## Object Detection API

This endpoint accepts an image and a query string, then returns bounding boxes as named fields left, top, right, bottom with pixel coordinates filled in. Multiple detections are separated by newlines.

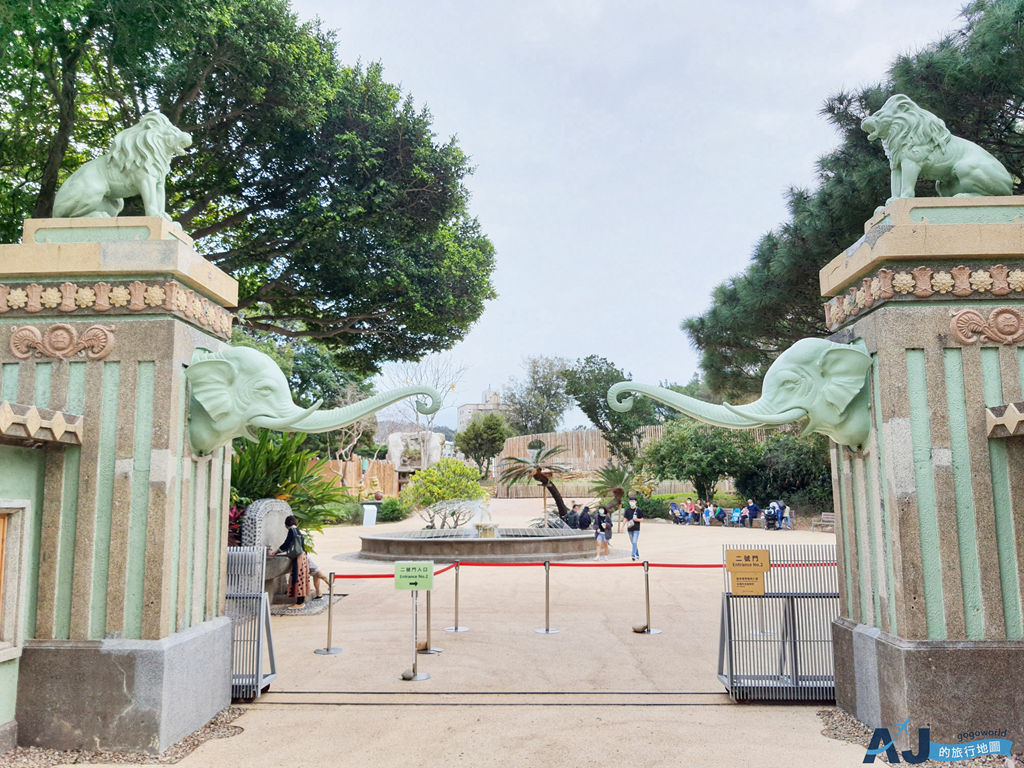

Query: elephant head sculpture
left=184, top=346, right=441, bottom=455
left=607, top=338, right=873, bottom=450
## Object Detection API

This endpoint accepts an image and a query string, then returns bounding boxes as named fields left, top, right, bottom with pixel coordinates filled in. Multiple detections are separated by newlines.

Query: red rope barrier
left=331, top=573, right=394, bottom=580
left=550, top=562, right=642, bottom=568
left=328, top=559, right=836, bottom=579
left=647, top=563, right=723, bottom=569
left=457, top=561, right=545, bottom=567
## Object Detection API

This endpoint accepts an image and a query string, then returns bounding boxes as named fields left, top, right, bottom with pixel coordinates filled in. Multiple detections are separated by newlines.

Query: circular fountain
left=360, top=498, right=594, bottom=561
left=359, top=526, right=593, bottom=562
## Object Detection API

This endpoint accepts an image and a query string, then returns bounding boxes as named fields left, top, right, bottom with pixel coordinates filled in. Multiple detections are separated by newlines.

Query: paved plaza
left=60, top=499, right=864, bottom=767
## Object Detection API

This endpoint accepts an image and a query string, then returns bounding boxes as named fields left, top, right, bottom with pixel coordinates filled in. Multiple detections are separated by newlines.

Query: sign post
left=724, top=549, right=771, bottom=595
left=724, top=549, right=772, bottom=635
left=396, top=561, right=433, bottom=681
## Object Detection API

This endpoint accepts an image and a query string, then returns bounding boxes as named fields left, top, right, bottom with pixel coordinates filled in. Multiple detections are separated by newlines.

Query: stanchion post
left=636, top=561, right=662, bottom=635
left=314, top=571, right=342, bottom=655
left=444, top=561, right=468, bottom=632
left=535, top=560, right=559, bottom=634
left=417, top=589, right=443, bottom=654
left=401, top=590, right=429, bottom=681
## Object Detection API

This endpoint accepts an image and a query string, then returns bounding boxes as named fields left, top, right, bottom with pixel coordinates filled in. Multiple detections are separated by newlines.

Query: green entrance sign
left=395, top=561, right=434, bottom=591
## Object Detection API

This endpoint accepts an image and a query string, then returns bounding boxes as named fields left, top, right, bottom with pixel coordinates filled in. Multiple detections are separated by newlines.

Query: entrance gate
left=717, top=544, right=839, bottom=701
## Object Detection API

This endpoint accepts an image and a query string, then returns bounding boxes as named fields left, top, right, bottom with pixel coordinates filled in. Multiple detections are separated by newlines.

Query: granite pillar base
left=0, top=719, right=16, bottom=755
left=833, top=617, right=1024, bottom=748
left=15, top=617, right=231, bottom=754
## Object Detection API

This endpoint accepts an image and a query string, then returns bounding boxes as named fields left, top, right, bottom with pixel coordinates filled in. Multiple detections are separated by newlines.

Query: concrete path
left=68, top=499, right=865, bottom=767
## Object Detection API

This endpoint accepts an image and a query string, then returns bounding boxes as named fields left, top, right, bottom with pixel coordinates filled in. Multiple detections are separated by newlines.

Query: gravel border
left=818, top=707, right=1018, bottom=767
left=0, top=706, right=245, bottom=767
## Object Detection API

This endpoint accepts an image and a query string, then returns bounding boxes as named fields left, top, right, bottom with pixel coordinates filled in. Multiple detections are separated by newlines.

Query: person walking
left=594, top=506, right=612, bottom=560
left=624, top=497, right=643, bottom=560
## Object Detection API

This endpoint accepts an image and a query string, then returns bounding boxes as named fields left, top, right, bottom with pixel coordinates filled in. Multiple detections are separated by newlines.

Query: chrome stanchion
left=633, top=561, right=662, bottom=634
left=444, top=562, right=468, bottom=632
left=535, top=561, right=559, bottom=634
left=417, top=590, right=443, bottom=654
left=314, top=571, right=342, bottom=655
left=401, top=590, right=430, bottom=681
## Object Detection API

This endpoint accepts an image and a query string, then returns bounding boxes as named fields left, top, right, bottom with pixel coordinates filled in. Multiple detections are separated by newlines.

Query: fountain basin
left=359, top=528, right=594, bottom=562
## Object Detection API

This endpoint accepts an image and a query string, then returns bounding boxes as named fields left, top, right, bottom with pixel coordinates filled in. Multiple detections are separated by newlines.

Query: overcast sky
left=292, top=0, right=967, bottom=429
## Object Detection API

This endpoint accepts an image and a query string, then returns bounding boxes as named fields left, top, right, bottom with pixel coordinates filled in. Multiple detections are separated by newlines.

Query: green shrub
left=378, top=496, right=412, bottom=522
left=327, top=497, right=363, bottom=525
left=400, top=458, right=486, bottom=510
left=231, top=429, right=350, bottom=535
left=635, top=495, right=669, bottom=519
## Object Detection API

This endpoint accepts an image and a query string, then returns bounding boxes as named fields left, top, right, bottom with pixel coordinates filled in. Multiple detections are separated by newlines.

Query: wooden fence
left=494, top=477, right=735, bottom=500
left=317, top=458, right=398, bottom=497
left=495, top=426, right=667, bottom=474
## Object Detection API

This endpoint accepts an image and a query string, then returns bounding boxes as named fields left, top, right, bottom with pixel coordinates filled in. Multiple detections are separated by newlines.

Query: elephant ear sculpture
left=608, top=338, right=873, bottom=450
left=184, top=346, right=441, bottom=455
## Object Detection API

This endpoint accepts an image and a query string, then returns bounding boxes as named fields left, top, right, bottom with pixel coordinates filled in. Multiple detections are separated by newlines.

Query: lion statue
left=861, top=94, right=1012, bottom=210
left=52, top=112, right=191, bottom=221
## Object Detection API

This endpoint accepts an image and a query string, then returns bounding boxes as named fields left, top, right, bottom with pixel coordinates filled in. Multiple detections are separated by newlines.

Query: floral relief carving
left=952, top=307, right=1024, bottom=346
left=912, top=266, right=933, bottom=297
left=870, top=277, right=882, bottom=300
left=7, top=288, right=28, bottom=309
left=931, top=271, right=954, bottom=294
left=892, top=272, right=915, bottom=294
left=1008, top=269, right=1024, bottom=292
left=860, top=277, right=875, bottom=308
left=0, top=280, right=233, bottom=339
left=950, top=265, right=973, bottom=297
left=144, top=285, right=166, bottom=307
left=109, top=286, right=130, bottom=307
left=969, top=269, right=993, bottom=292
left=10, top=324, right=116, bottom=360
left=93, top=282, right=111, bottom=311
left=990, top=264, right=1011, bottom=295
left=75, top=286, right=96, bottom=308
left=40, top=286, right=61, bottom=309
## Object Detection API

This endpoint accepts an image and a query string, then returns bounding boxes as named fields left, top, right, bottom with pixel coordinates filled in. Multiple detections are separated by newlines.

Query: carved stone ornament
left=9, top=324, right=115, bottom=360
left=824, top=263, right=1024, bottom=331
left=951, top=308, right=1024, bottom=346
left=987, top=402, right=1024, bottom=439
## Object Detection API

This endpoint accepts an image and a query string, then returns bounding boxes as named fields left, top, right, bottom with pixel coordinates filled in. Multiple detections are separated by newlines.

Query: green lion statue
left=862, top=94, right=1012, bottom=210
left=52, top=112, right=191, bottom=220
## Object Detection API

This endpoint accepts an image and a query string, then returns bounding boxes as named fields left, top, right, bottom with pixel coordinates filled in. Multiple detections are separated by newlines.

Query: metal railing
left=717, top=544, right=839, bottom=702
left=226, top=546, right=277, bottom=700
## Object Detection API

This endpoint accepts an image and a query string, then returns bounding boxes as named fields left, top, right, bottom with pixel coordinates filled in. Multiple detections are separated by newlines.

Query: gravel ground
left=0, top=707, right=245, bottom=767
left=818, top=708, right=1018, bottom=767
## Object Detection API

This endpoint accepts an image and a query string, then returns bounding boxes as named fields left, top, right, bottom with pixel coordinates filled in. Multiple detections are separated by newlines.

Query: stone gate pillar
left=820, top=197, right=1024, bottom=745
left=0, top=217, right=237, bottom=752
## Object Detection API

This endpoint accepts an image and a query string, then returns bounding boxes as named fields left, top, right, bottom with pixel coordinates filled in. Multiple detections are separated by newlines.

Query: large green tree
left=562, top=355, right=662, bottom=465
left=732, top=432, right=834, bottom=517
left=642, top=419, right=752, bottom=503
left=684, top=0, right=1024, bottom=396
left=503, top=356, right=571, bottom=435
left=0, top=0, right=495, bottom=371
left=454, top=413, right=512, bottom=478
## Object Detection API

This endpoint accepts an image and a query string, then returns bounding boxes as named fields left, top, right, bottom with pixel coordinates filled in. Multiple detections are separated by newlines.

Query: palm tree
left=591, top=463, right=633, bottom=509
left=499, top=445, right=571, bottom=524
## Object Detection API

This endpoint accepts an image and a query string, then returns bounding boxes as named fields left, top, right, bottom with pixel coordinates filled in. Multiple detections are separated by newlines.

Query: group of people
left=565, top=500, right=645, bottom=561
left=669, top=498, right=791, bottom=529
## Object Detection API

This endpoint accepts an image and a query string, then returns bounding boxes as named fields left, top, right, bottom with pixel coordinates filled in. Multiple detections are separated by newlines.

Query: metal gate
left=226, top=546, right=277, bottom=700
left=717, top=543, right=838, bottom=701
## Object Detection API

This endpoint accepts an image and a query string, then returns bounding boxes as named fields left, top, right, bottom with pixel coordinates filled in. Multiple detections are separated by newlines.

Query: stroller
left=763, top=503, right=779, bottom=531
